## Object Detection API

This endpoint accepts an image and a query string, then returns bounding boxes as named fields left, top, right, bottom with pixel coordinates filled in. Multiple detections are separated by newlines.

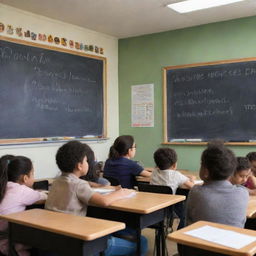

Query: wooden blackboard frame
left=163, top=57, right=256, bottom=146
left=0, top=36, right=107, bottom=144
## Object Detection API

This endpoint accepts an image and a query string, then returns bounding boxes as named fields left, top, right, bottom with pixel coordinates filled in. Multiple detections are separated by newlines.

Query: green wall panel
left=118, top=16, right=256, bottom=171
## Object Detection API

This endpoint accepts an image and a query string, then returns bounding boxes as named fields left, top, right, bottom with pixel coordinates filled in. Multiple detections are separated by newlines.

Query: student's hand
left=248, top=188, right=256, bottom=196
left=114, top=185, right=122, bottom=190
left=187, top=174, right=196, bottom=181
left=118, top=188, right=135, bottom=197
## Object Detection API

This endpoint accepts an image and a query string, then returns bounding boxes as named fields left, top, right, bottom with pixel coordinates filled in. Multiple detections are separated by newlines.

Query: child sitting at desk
left=179, top=141, right=249, bottom=256
left=0, top=155, right=48, bottom=256
left=230, top=157, right=251, bottom=186
left=186, top=141, right=249, bottom=227
left=245, top=152, right=256, bottom=195
left=81, top=158, right=110, bottom=186
left=103, top=135, right=151, bottom=188
left=45, top=140, right=148, bottom=256
left=150, top=148, right=194, bottom=229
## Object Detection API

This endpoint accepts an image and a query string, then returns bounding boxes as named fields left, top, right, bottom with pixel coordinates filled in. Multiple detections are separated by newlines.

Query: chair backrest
left=176, top=187, right=189, bottom=197
left=33, top=180, right=49, bottom=190
left=103, top=176, right=120, bottom=186
left=137, top=183, right=173, bottom=195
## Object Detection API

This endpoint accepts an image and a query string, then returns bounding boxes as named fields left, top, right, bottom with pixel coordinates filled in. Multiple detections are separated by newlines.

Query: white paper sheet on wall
left=184, top=225, right=256, bottom=249
left=131, top=84, right=154, bottom=127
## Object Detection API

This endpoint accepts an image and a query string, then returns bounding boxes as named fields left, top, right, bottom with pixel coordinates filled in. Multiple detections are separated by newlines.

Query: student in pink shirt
left=0, top=155, right=47, bottom=256
left=245, top=152, right=256, bottom=195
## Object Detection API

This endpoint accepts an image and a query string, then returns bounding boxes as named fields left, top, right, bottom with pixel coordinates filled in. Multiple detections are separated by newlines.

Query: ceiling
left=1, top=0, right=256, bottom=38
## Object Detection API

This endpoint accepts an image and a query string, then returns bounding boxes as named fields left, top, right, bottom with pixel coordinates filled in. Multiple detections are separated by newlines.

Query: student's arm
left=89, top=188, right=134, bottom=207
left=179, top=180, right=194, bottom=189
left=177, top=172, right=195, bottom=189
left=186, top=174, right=196, bottom=182
left=34, top=191, right=48, bottom=204
left=139, top=170, right=152, bottom=177
left=247, top=188, right=256, bottom=196
left=88, top=181, right=105, bottom=188
left=249, top=175, right=256, bottom=188
left=89, top=181, right=121, bottom=190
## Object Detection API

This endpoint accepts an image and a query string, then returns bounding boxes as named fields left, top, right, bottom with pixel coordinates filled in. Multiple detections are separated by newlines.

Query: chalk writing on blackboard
left=0, top=36, right=106, bottom=141
left=164, top=58, right=256, bottom=143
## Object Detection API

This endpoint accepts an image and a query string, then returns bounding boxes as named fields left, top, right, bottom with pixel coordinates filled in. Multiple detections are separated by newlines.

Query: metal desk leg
left=136, top=229, right=141, bottom=256
left=8, top=223, right=18, bottom=256
left=160, top=220, right=167, bottom=256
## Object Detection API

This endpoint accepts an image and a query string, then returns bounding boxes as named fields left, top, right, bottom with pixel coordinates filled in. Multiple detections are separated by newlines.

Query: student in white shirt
left=150, top=147, right=194, bottom=229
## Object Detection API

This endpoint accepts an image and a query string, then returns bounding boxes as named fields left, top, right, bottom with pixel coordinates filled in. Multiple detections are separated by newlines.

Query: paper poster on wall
left=131, top=84, right=154, bottom=127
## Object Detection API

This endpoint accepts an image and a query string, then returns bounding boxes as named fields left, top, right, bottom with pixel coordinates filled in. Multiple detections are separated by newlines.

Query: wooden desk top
left=247, top=196, right=256, bottom=218
left=0, top=209, right=125, bottom=241
left=104, top=192, right=185, bottom=214
left=168, top=221, right=256, bottom=256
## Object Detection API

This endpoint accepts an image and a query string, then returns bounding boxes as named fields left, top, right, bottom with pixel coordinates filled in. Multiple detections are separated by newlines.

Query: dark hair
left=81, top=161, right=97, bottom=182
left=246, top=152, right=256, bottom=162
left=201, top=140, right=237, bottom=180
left=0, top=155, right=32, bottom=203
left=236, top=157, right=251, bottom=173
left=56, top=141, right=95, bottom=173
left=154, top=148, right=177, bottom=170
left=108, top=135, right=134, bottom=159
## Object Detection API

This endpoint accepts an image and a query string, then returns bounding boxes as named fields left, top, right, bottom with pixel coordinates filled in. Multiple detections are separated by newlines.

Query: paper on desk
left=92, top=188, right=115, bottom=194
left=185, top=225, right=256, bottom=249
left=194, top=180, right=203, bottom=185
left=123, top=191, right=137, bottom=199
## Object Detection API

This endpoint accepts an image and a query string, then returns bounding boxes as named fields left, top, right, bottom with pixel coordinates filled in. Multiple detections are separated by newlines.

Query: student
left=151, top=148, right=194, bottom=193
left=103, top=135, right=151, bottom=188
left=150, top=148, right=194, bottom=229
left=81, top=158, right=110, bottom=186
left=0, top=155, right=48, bottom=256
left=179, top=141, right=249, bottom=256
left=230, top=157, right=251, bottom=186
left=244, top=153, right=256, bottom=230
left=245, top=152, right=256, bottom=193
left=45, top=140, right=148, bottom=256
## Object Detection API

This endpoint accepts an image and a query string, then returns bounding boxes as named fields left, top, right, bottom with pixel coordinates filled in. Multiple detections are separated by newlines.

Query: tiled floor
left=142, top=219, right=179, bottom=256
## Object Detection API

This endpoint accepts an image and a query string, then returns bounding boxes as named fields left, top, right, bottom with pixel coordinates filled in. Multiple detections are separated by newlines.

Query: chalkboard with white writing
left=0, top=37, right=106, bottom=140
left=164, top=59, right=256, bottom=142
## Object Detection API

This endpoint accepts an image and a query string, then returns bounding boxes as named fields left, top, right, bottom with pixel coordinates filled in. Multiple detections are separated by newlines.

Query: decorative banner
left=131, top=84, right=154, bottom=127
left=0, top=22, right=104, bottom=55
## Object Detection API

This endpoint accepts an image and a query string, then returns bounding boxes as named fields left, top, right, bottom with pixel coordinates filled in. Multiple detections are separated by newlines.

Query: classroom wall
left=119, top=16, right=256, bottom=171
left=0, top=4, right=119, bottom=178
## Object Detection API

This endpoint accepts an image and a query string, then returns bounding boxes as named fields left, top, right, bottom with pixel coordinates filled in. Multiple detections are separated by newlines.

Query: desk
left=0, top=209, right=125, bottom=256
left=88, top=191, right=185, bottom=256
left=168, top=221, right=256, bottom=256
left=247, top=196, right=256, bottom=218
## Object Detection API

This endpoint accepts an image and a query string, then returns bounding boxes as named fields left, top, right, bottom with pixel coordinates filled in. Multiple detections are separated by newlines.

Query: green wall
left=118, top=16, right=256, bottom=171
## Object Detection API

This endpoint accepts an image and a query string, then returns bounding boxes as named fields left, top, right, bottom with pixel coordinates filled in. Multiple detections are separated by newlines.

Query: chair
left=138, top=183, right=174, bottom=256
left=33, top=180, right=49, bottom=190
left=103, top=176, right=120, bottom=186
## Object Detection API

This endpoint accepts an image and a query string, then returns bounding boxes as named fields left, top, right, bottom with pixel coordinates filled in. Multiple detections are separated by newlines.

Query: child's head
left=230, top=157, right=251, bottom=185
left=56, top=141, right=95, bottom=176
left=109, top=135, right=136, bottom=159
left=200, top=141, right=237, bottom=182
left=0, top=155, right=34, bottom=202
left=154, top=148, right=177, bottom=170
left=246, top=152, right=256, bottom=176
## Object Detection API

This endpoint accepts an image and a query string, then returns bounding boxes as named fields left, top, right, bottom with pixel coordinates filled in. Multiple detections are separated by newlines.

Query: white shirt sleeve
left=175, top=171, right=189, bottom=187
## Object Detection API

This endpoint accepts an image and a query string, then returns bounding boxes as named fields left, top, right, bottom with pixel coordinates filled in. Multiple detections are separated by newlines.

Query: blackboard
left=0, top=36, right=106, bottom=141
left=164, top=58, right=256, bottom=143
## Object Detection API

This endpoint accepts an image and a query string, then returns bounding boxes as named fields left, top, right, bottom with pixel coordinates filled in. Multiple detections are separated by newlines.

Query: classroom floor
left=142, top=219, right=179, bottom=256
